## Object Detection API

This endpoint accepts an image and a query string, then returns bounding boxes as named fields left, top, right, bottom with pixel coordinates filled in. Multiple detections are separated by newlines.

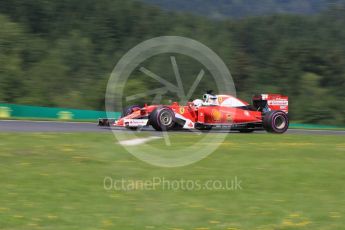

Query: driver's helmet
left=192, top=99, right=203, bottom=108
left=203, top=94, right=218, bottom=105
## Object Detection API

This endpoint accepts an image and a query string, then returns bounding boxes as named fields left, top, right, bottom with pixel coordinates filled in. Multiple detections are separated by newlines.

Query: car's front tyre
left=149, top=106, right=175, bottom=131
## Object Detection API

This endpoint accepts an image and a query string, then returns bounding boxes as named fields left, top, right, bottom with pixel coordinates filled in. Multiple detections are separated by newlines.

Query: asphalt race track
left=1, top=120, right=345, bottom=135
left=0, top=120, right=110, bottom=132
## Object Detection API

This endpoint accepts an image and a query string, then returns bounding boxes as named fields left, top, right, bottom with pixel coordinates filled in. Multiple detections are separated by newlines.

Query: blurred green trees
left=141, top=0, right=343, bottom=19
left=0, top=0, right=344, bottom=124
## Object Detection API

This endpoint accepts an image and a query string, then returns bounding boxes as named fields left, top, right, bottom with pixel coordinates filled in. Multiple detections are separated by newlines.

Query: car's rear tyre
left=263, top=110, right=289, bottom=134
left=149, top=106, right=175, bottom=131
left=122, top=105, right=141, bottom=117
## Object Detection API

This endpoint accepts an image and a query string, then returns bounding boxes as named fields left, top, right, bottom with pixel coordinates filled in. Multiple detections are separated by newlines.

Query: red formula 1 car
left=99, top=93, right=289, bottom=133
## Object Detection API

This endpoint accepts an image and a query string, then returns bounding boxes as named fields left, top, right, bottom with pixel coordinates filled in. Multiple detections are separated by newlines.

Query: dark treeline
left=142, top=0, right=344, bottom=19
left=0, top=0, right=344, bottom=125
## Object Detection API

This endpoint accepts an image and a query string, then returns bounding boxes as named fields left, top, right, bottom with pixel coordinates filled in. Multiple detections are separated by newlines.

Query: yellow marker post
left=57, top=111, right=73, bottom=120
left=0, top=107, right=11, bottom=118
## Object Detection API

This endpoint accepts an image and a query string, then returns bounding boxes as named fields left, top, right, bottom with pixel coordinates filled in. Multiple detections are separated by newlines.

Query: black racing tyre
left=149, top=106, right=175, bottom=131
left=263, top=110, right=289, bottom=134
left=122, top=105, right=141, bottom=117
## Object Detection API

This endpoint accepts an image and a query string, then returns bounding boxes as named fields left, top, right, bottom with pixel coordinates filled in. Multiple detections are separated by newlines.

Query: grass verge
left=0, top=132, right=344, bottom=229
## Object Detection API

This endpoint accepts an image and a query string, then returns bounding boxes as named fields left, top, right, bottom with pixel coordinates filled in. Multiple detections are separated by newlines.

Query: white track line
left=119, top=136, right=162, bottom=146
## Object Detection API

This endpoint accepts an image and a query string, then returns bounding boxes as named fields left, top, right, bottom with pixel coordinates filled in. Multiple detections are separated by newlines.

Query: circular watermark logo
left=106, top=36, right=236, bottom=167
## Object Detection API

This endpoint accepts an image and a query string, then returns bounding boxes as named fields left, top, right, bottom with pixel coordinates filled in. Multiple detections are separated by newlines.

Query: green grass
left=289, top=123, right=345, bottom=131
left=0, top=132, right=344, bottom=229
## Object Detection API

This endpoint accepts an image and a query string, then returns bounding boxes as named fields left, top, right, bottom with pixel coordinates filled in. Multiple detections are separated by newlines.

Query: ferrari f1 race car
left=99, top=93, right=289, bottom=133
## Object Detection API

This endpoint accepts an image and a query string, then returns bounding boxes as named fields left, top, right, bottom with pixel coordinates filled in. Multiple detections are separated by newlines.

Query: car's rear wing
left=252, top=94, right=288, bottom=113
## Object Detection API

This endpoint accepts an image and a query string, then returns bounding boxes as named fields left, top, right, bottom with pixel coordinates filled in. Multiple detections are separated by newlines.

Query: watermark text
left=104, top=176, right=242, bottom=192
